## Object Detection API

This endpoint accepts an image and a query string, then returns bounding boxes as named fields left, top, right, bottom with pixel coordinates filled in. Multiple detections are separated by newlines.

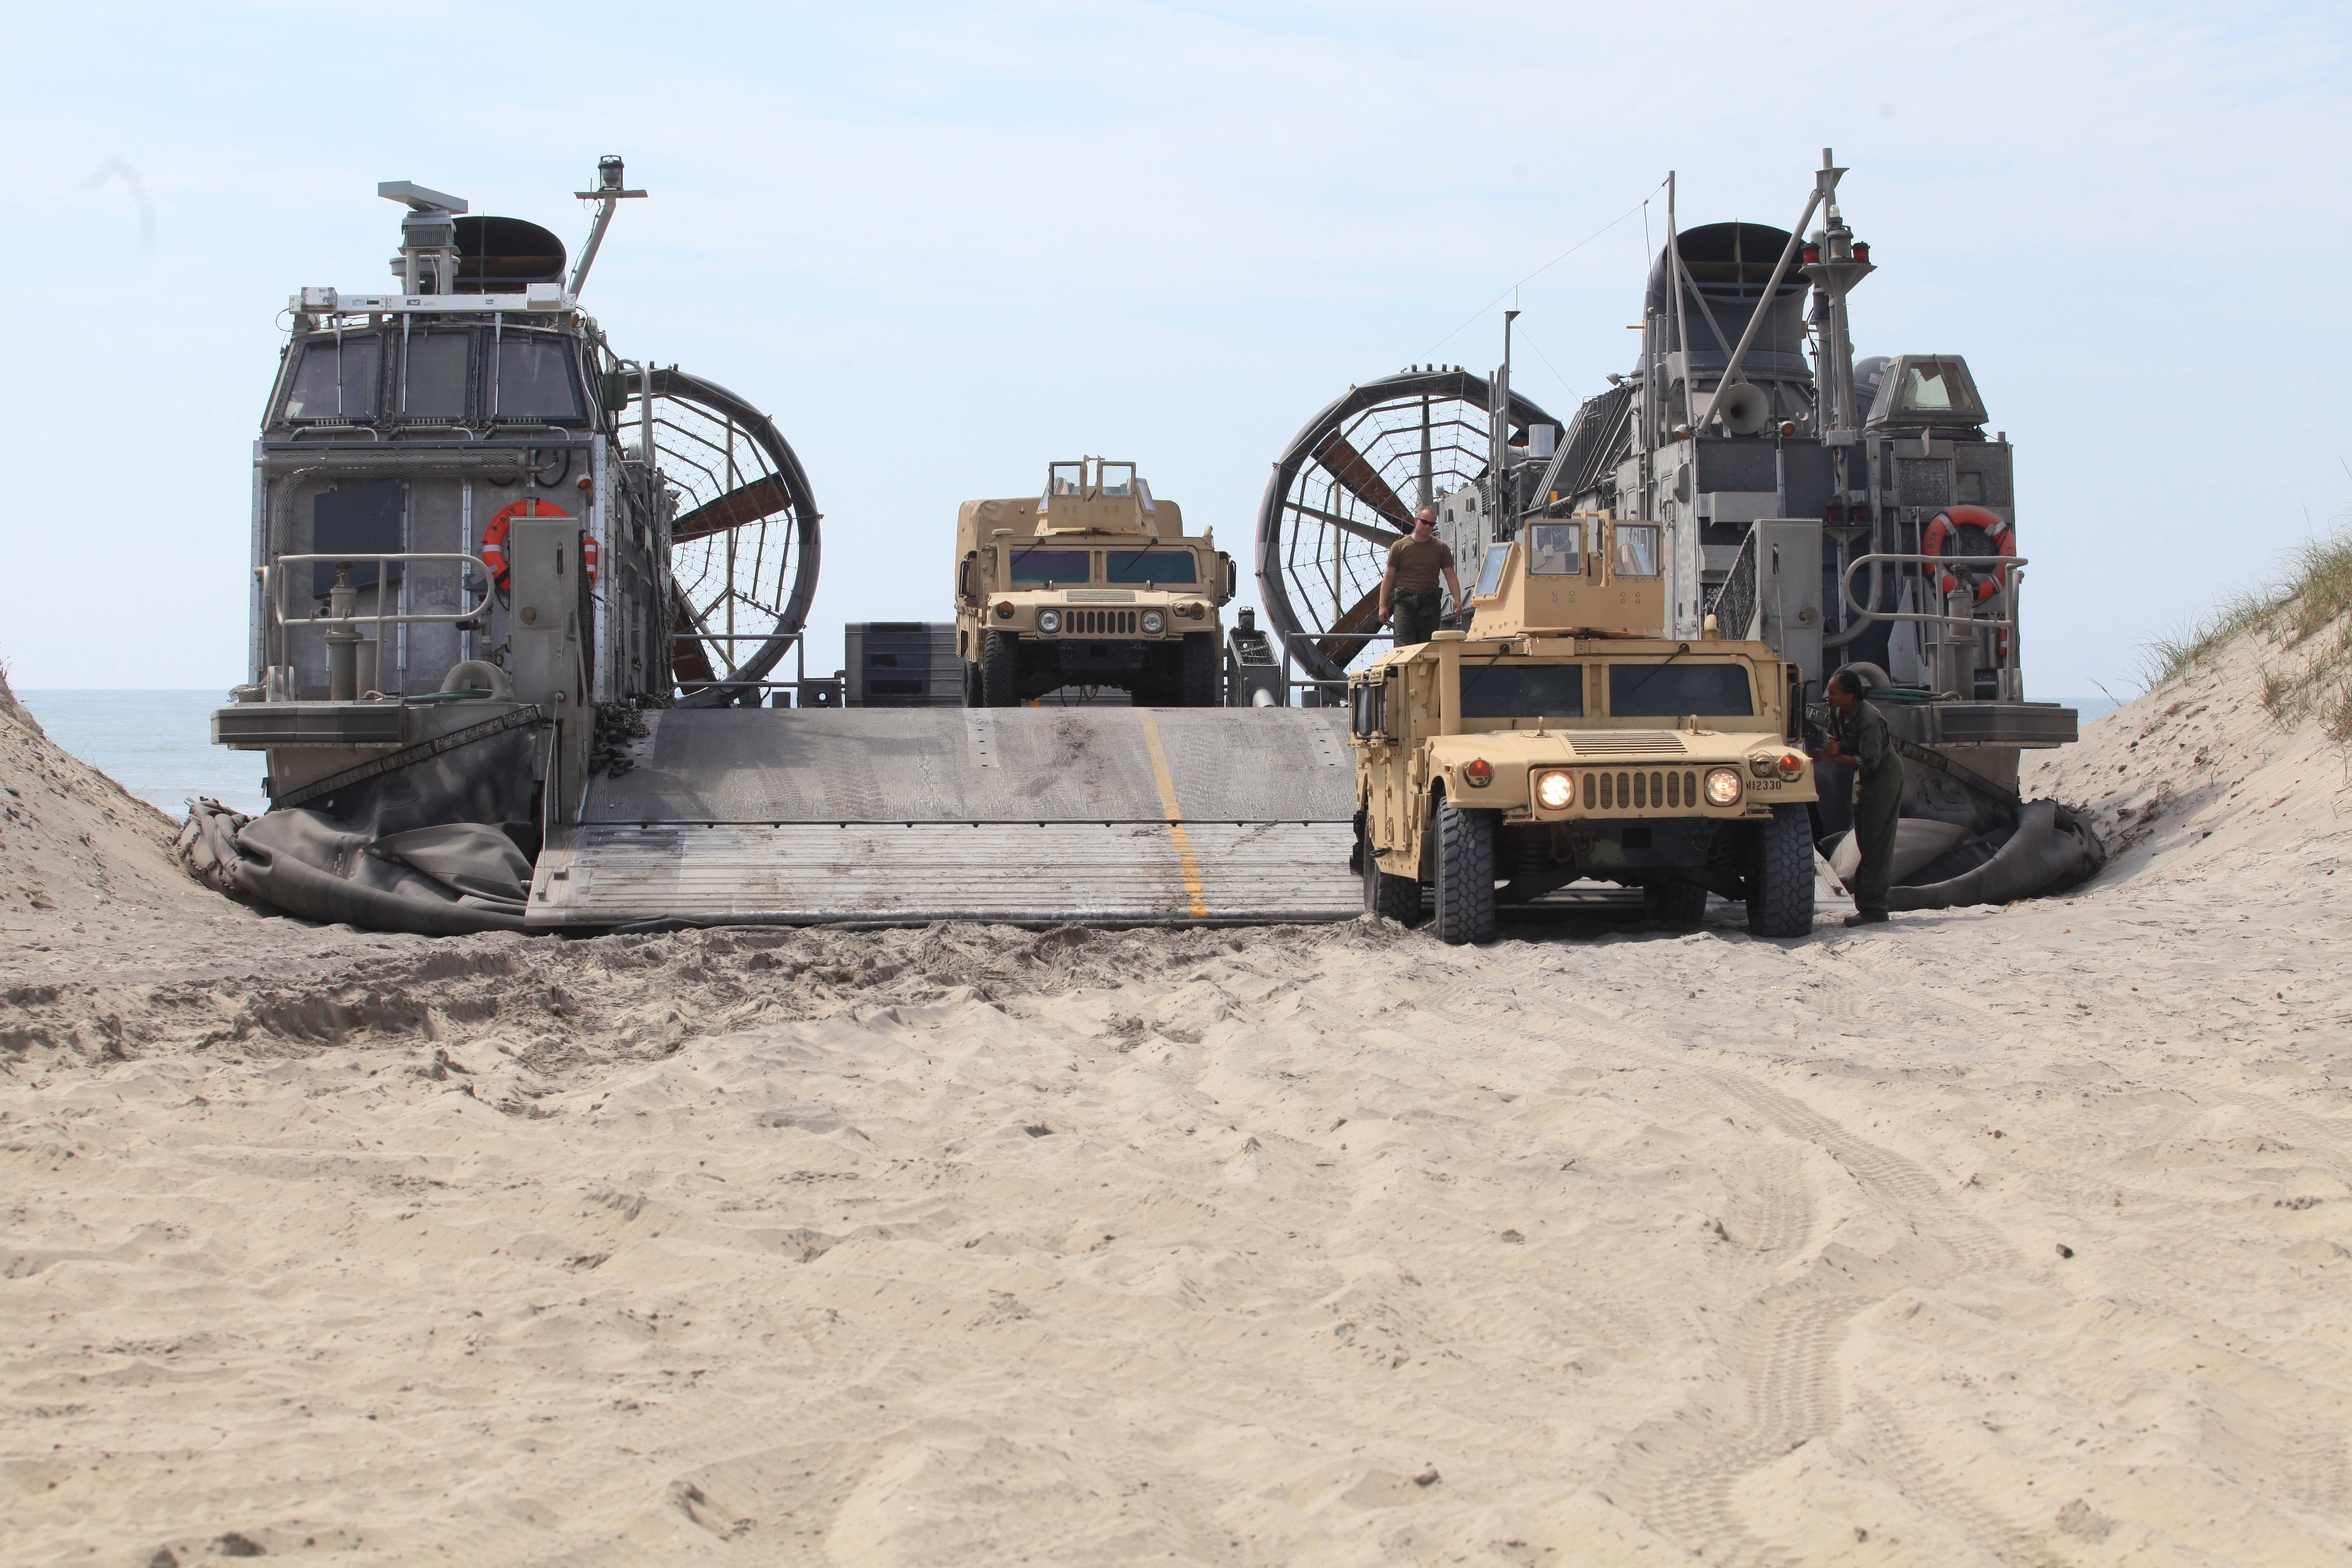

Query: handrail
left=1841, top=551, right=2025, bottom=631
left=272, top=552, right=495, bottom=629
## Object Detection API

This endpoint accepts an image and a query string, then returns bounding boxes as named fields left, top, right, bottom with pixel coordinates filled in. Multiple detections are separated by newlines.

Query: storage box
left=844, top=622, right=962, bottom=707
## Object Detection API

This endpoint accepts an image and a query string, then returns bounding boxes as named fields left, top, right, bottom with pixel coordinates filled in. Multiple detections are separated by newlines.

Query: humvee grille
left=1587, top=770, right=1702, bottom=811
left=1063, top=609, right=1139, bottom=635
left=1567, top=731, right=1687, bottom=755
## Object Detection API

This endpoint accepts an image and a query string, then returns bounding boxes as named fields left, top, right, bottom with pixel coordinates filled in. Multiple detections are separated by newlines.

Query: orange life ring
left=1921, top=504, right=2013, bottom=603
left=480, top=498, right=572, bottom=592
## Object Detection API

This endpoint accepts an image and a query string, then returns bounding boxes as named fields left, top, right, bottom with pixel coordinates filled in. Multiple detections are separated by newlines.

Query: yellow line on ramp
left=1136, top=710, right=1210, bottom=918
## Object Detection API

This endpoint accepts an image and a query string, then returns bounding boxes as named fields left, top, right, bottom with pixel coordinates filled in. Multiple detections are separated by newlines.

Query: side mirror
left=1223, top=554, right=1238, bottom=599
left=600, top=369, right=632, bottom=413
left=959, top=553, right=975, bottom=601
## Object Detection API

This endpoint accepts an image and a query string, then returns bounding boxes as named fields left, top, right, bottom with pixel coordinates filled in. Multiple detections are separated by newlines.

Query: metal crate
left=844, top=622, right=962, bottom=707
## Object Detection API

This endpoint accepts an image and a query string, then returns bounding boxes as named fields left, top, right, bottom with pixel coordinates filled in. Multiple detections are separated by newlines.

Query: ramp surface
left=529, top=707, right=1361, bottom=926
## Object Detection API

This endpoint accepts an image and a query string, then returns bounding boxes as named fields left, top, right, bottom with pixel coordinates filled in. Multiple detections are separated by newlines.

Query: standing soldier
left=1380, top=505, right=1462, bottom=650
left=1812, top=668, right=1903, bottom=926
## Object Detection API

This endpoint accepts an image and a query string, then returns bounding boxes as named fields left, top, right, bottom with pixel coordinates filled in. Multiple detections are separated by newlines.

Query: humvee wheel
left=981, top=631, right=1022, bottom=708
left=1433, top=801, right=1497, bottom=946
left=1362, top=828, right=1424, bottom=926
left=1179, top=632, right=1220, bottom=707
left=1746, top=804, right=1817, bottom=938
left=1644, top=879, right=1710, bottom=930
left=962, top=660, right=983, bottom=708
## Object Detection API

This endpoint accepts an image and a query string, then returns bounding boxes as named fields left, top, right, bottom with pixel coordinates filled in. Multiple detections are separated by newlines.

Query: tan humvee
left=954, top=457, right=1238, bottom=706
left=1349, top=514, right=1819, bottom=944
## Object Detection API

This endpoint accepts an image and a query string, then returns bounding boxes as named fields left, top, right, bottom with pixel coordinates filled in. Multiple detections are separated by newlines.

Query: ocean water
left=17, top=690, right=267, bottom=818
left=11, top=689, right=2128, bottom=825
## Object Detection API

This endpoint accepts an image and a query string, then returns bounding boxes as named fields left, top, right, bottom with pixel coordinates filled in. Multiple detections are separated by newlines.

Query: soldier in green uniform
left=1380, top=505, right=1461, bottom=650
left=1813, top=668, right=1903, bottom=926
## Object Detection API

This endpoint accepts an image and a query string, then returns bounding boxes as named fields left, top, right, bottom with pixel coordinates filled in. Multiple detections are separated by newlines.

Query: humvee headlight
left=1776, top=752, right=1805, bottom=780
left=995, top=601, right=1014, bottom=620
left=1534, top=769, right=1575, bottom=810
left=1037, top=610, right=1062, bottom=633
left=1141, top=611, right=1164, bottom=633
left=1462, top=758, right=1493, bottom=788
left=1704, top=768, right=1743, bottom=807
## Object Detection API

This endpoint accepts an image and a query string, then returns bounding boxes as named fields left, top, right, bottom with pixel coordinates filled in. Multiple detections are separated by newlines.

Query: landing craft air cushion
left=196, top=159, right=1359, bottom=931
left=1266, top=150, right=2103, bottom=916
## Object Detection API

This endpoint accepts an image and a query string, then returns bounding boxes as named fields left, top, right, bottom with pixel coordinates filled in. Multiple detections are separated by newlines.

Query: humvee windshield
left=1008, top=547, right=1093, bottom=585
left=1613, top=524, right=1662, bottom=578
left=1525, top=522, right=1581, bottom=575
left=1105, top=549, right=1195, bottom=584
left=1475, top=544, right=1509, bottom=597
left=1460, top=662, right=1584, bottom=719
left=1608, top=662, right=1753, bottom=717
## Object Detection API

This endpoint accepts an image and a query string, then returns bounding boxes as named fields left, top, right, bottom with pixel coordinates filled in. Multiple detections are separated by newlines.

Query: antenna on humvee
left=1493, top=309, right=1521, bottom=542
left=568, top=155, right=647, bottom=299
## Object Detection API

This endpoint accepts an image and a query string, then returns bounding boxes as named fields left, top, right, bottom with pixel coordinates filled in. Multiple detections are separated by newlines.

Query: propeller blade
left=672, top=473, right=790, bottom=544
left=668, top=581, right=720, bottom=688
left=1315, top=585, right=1386, bottom=671
left=1286, top=499, right=1409, bottom=549
left=1312, top=432, right=1413, bottom=529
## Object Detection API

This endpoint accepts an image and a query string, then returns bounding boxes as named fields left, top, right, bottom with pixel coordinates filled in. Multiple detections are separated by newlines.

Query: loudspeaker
left=1718, top=382, right=1771, bottom=436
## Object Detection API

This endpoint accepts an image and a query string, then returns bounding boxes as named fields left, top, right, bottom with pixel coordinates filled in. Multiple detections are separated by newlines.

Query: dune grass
left=2141, top=531, right=2352, bottom=739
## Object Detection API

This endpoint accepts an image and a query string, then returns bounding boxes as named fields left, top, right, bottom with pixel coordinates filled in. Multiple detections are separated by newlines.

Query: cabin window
left=1105, top=549, right=1196, bottom=585
left=1608, top=662, right=1753, bottom=717
left=1900, top=363, right=1955, bottom=410
left=1475, top=544, right=1509, bottom=598
left=1525, top=522, right=1582, bottom=576
left=283, top=333, right=382, bottom=420
left=1006, top=547, right=1093, bottom=585
left=489, top=337, right=583, bottom=421
left=1046, top=462, right=1084, bottom=498
left=1098, top=463, right=1136, bottom=497
left=399, top=330, right=470, bottom=420
left=1459, top=662, right=1585, bottom=720
left=1893, top=358, right=1986, bottom=422
left=1613, top=524, right=1661, bottom=578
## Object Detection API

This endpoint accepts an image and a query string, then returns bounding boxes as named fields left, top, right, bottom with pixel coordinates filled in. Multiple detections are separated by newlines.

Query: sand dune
left=3, top=653, right=2350, bottom=1566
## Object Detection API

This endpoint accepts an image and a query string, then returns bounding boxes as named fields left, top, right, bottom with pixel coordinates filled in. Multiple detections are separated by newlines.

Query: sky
left=1, top=2, right=2345, bottom=700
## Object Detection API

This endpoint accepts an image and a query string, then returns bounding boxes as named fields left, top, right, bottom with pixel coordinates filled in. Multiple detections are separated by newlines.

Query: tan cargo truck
left=1349, top=515, right=1820, bottom=944
left=954, top=458, right=1238, bottom=706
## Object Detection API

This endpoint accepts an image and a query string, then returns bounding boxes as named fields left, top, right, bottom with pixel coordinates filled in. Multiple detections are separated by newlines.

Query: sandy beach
left=4, top=641, right=2349, bottom=1566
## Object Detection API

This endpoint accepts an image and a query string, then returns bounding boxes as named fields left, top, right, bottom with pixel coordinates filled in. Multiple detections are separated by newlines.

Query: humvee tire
left=1644, top=878, right=1709, bottom=929
left=1179, top=632, right=1220, bottom=707
left=981, top=631, right=1022, bottom=708
left=1746, top=804, right=1816, bottom=937
left=1362, top=827, right=1423, bottom=926
left=962, top=660, right=983, bottom=708
left=1433, top=801, right=1496, bottom=946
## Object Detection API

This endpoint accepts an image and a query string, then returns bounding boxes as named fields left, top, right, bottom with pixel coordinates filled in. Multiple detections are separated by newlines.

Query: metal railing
left=1840, top=551, right=2026, bottom=699
left=271, top=552, right=495, bottom=632
left=268, top=553, right=497, bottom=698
left=1839, top=552, right=2025, bottom=631
left=1708, top=529, right=1759, bottom=640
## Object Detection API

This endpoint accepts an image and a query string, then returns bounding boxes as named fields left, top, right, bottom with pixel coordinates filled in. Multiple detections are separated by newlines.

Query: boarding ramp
left=527, top=707, right=1360, bottom=926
